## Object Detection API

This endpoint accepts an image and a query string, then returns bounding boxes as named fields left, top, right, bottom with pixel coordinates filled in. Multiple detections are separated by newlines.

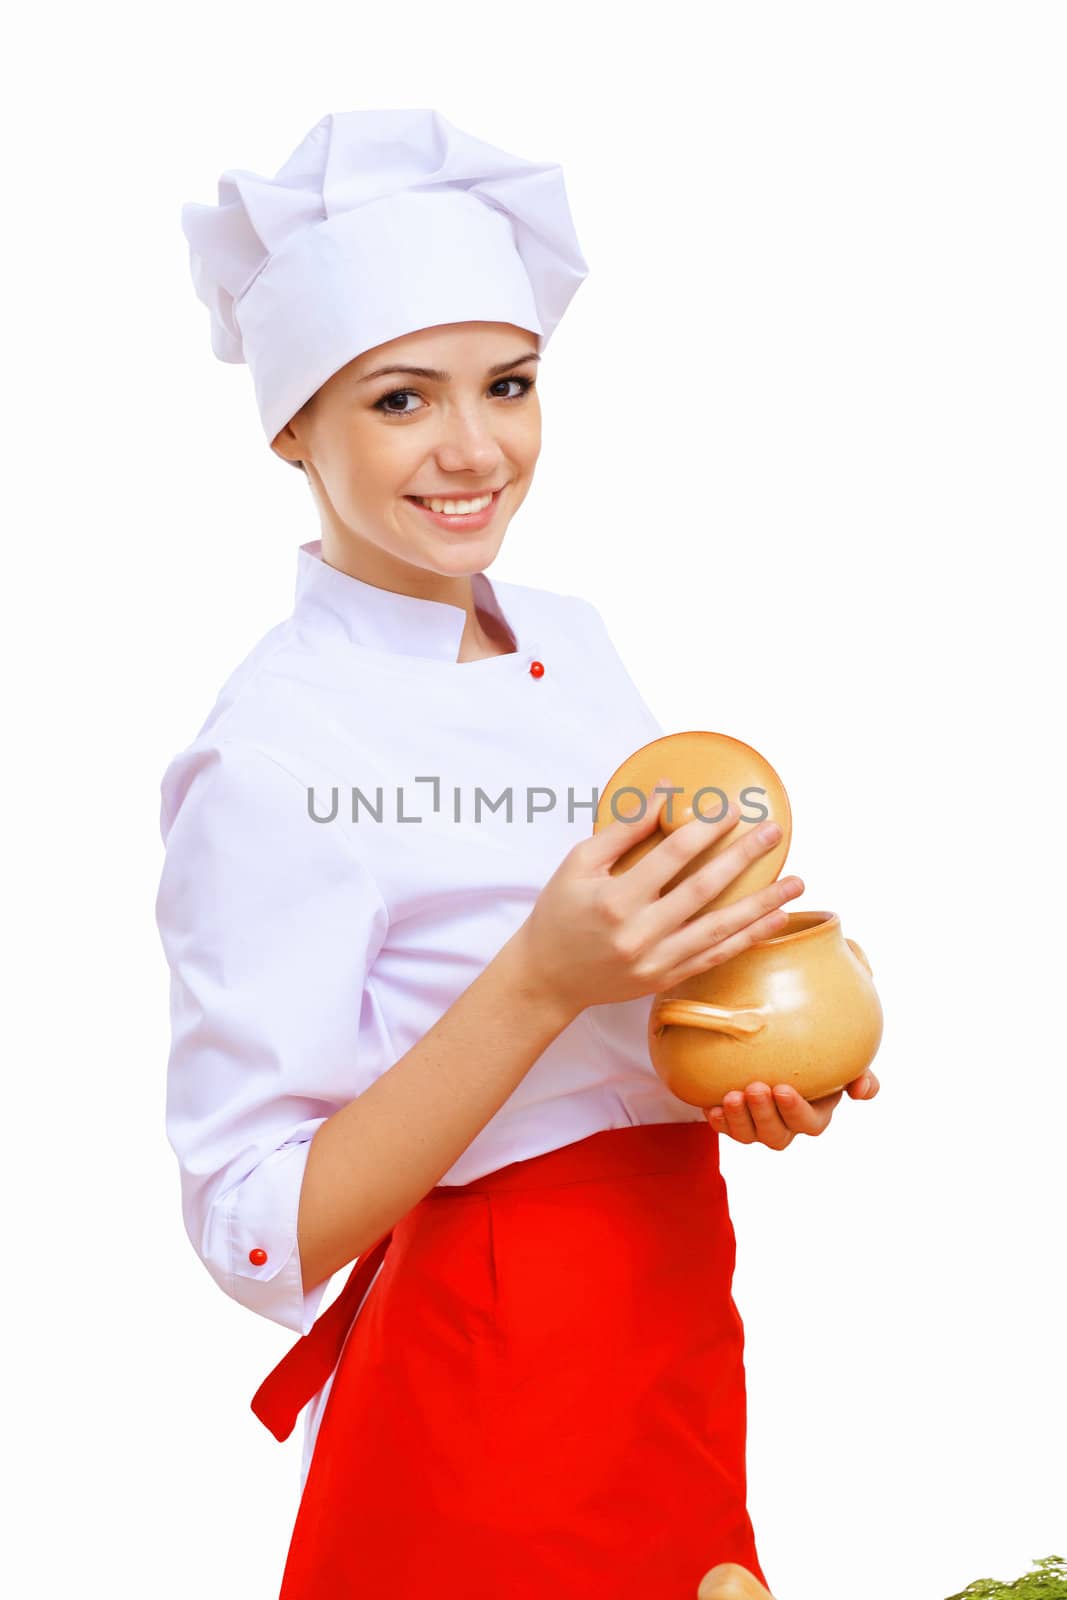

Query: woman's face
left=272, top=320, right=541, bottom=590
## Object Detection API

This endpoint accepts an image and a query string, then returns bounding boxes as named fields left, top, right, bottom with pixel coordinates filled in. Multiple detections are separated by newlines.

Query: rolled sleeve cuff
left=220, top=1135, right=331, bottom=1336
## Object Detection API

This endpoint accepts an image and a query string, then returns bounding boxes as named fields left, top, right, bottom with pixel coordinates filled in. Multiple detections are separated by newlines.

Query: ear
left=270, top=421, right=302, bottom=466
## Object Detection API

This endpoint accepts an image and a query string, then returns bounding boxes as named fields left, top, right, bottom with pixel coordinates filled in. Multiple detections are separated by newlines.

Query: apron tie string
left=250, top=1230, right=393, bottom=1442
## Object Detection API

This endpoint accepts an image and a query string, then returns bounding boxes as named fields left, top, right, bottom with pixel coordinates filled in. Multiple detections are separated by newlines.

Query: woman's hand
left=517, top=776, right=805, bottom=1020
left=705, top=1069, right=881, bottom=1149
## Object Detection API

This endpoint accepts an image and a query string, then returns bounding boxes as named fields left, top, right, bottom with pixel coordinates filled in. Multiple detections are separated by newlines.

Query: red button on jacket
left=249, top=1248, right=268, bottom=1266
left=529, top=660, right=544, bottom=678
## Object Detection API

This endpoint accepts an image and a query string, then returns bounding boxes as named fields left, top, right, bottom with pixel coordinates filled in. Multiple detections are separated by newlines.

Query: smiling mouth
left=406, top=486, right=507, bottom=514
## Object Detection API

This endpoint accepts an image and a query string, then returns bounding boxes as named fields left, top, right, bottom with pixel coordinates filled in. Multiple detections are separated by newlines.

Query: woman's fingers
left=708, top=1085, right=795, bottom=1147
left=656, top=878, right=805, bottom=986
left=745, top=1083, right=798, bottom=1147
left=775, top=1084, right=842, bottom=1132
left=708, top=1093, right=759, bottom=1143
left=586, top=776, right=780, bottom=914
left=582, top=777, right=797, bottom=974
left=845, top=1070, right=880, bottom=1099
left=707, top=1082, right=843, bottom=1146
left=636, top=802, right=782, bottom=908
left=582, top=775, right=679, bottom=872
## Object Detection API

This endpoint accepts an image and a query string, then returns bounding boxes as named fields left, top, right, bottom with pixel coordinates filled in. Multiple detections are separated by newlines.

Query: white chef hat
left=181, top=108, right=590, bottom=446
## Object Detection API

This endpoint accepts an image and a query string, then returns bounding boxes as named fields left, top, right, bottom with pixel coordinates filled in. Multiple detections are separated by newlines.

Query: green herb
left=944, top=1555, right=1067, bottom=1598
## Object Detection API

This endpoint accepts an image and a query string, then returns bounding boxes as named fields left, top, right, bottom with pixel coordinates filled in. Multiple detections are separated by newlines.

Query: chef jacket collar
left=293, top=538, right=517, bottom=662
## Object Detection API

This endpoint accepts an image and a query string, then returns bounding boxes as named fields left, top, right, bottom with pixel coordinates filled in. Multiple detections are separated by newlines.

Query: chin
left=428, top=547, right=500, bottom=579
left=433, top=525, right=508, bottom=562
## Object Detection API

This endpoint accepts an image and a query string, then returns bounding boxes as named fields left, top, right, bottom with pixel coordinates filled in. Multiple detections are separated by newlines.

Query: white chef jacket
left=155, top=537, right=705, bottom=1481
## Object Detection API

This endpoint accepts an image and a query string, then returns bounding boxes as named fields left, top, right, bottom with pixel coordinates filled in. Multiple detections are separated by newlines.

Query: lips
left=403, top=486, right=505, bottom=530
left=407, top=488, right=503, bottom=509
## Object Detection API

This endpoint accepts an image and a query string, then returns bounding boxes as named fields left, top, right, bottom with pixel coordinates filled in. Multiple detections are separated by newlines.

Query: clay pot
left=697, top=1562, right=777, bottom=1599
left=648, top=910, right=883, bottom=1109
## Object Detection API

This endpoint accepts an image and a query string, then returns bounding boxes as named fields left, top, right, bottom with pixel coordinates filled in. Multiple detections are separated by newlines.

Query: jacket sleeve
left=154, top=737, right=390, bottom=1336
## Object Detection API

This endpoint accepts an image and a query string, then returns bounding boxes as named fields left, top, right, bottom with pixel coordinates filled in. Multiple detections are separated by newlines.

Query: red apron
left=252, top=1120, right=770, bottom=1598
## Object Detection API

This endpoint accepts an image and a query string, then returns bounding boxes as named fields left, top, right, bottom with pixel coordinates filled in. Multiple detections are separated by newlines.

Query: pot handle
left=651, top=997, right=767, bottom=1040
left=845, top=937, right=873, bottom=976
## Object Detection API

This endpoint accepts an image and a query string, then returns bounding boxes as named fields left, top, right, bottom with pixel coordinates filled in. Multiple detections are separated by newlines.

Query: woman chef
left=156, top=108, right=878, bottom=1600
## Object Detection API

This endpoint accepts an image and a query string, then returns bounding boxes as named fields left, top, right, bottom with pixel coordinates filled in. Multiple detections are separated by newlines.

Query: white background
left=5, top=4, right=1064, bottom=1597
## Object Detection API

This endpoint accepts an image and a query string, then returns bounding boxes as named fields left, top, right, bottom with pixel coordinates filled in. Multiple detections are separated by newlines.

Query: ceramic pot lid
left=593, top=730, right=792, bottom=913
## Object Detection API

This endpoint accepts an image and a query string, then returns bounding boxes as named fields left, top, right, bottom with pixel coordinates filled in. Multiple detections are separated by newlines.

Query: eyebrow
left=356, top=351, right=541, bottom=385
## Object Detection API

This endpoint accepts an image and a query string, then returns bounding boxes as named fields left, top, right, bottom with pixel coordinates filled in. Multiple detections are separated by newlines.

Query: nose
left=432, top=402, right=506, bottom=476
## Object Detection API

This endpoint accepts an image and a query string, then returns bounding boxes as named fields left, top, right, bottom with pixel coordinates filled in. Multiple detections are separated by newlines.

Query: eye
left=374, top=389, right=424, bottom=416
left=488, top=376, right=536, bottom=399
left=372, top=374, right=536, bottom=417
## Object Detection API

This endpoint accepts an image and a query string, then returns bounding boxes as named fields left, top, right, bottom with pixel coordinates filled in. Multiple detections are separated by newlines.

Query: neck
left=319, top=525, right=475, bottom=612
left=317, top=526, right=515, bottom=662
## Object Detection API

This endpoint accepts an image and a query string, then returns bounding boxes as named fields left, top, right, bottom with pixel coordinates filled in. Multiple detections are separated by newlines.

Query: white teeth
left=413, top=492, right=494, bottom=515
